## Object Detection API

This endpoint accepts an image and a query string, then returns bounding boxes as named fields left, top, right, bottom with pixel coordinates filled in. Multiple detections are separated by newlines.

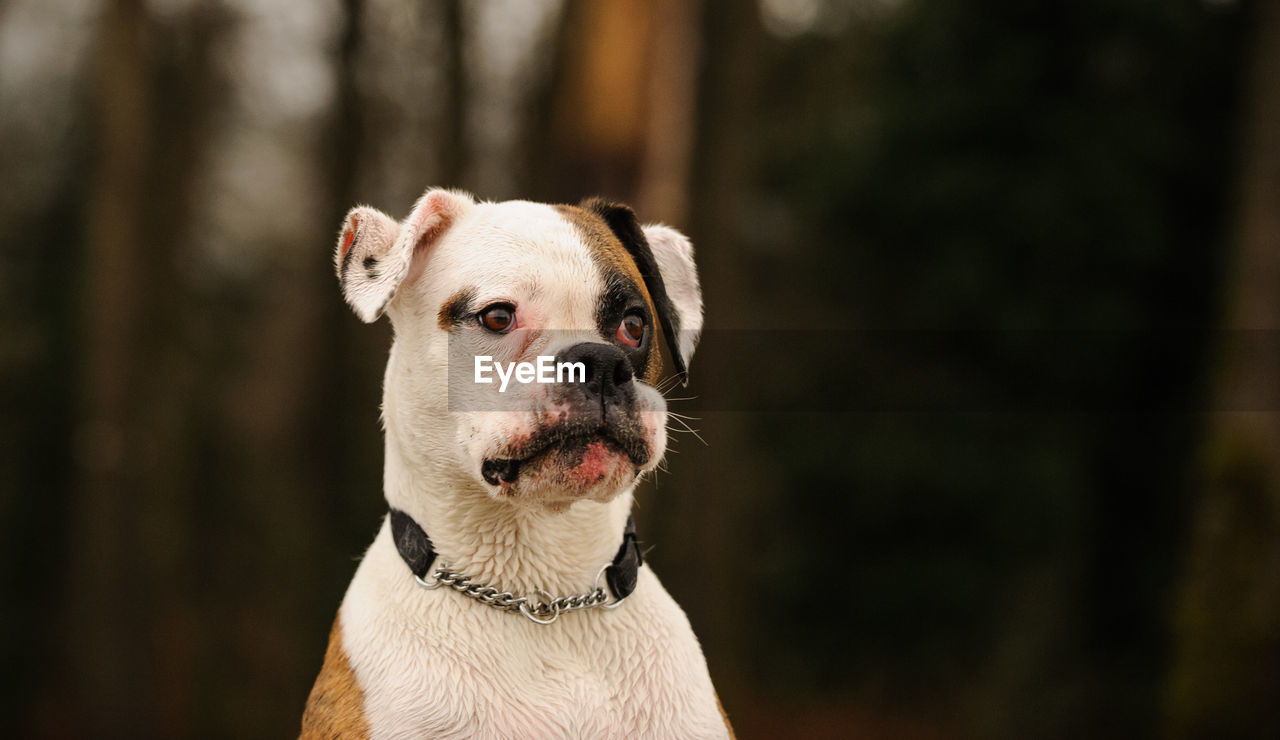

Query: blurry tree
left=650, top=0, right=768, bottom=714
left=440, top=0, right=467, bottom=185
left=732, top=0, right=1242, bottom=735
left=634, top=0, right=702, bottom=226
left=65, top=0, right=230, bottom=734
left=0, top=0, right=94, bottom=731
left=1169, top=0, right=1280, bottom=735
left=534, top=0, right=654, bottom=202
left=204, top=0, right=370, bottom=734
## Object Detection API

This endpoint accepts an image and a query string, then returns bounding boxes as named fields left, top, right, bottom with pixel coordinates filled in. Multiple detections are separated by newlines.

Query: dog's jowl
left=301, top=189, right=733, bottom=739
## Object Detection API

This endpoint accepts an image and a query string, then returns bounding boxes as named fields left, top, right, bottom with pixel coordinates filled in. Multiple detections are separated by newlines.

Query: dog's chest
left=339, top=536, right=727, bottom=739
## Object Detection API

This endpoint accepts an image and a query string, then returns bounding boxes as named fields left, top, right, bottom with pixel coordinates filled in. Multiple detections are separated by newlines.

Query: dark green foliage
left=742, top=0, right=1243, bottom=730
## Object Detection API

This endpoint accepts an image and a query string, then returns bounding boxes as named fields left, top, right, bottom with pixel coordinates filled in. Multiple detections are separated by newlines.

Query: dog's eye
left=617, top=313, right=645, bottom=347
left=479, top=304, right=515, bottom=333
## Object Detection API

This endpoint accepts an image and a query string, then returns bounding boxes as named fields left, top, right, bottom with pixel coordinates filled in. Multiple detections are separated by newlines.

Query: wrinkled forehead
left=427, top=200, right=651, bottom=324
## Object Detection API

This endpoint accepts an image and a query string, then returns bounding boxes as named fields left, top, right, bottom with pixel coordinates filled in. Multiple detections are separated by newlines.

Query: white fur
left=641, top=225, right=703, bottom=375
left=331, top=190, right=725, bottom=737
left=341, top=520, right=726, bottom=739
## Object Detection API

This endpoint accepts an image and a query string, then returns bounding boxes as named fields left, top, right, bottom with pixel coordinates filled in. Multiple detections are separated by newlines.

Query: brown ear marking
left=338, top=214, right=361, bottom=282
left=340, top=215, right=359, bottom=259
left=579, top=197, right=688, bottom=382
left=301, top=612, right=369, bottom=739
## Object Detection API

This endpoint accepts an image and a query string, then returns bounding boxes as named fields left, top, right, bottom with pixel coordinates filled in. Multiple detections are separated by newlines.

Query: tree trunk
left=440, top=0, right=467, bottom=187
left=648, top=0, right=767, bottom=717
left=68, top=0, right=152, bottom=731
left=635, top=0, right=702, bottom=226
left=1168, top=1, right=1280, bottom=735
left=62, top=1, right=227, bottom=733
left=535, top=0, right=656, bottom=202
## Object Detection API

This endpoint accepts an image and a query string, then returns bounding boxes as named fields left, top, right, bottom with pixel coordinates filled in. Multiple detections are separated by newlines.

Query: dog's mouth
left=481, top=425, right=648, bottom=487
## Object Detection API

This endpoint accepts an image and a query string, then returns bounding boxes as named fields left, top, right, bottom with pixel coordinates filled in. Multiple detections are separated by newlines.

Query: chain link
left=418, top=564, right=616, bottom=625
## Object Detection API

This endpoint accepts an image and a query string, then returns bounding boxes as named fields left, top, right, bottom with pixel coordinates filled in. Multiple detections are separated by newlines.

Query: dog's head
left=334, top=189, right=702, bottom=511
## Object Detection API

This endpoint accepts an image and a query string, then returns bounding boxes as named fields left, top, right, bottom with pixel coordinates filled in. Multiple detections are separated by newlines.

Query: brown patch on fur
left=340, top=215, right=359, bottom=259
left=554, top=204, right=664, bottom=384
left=555, top=205, right=648, bottom=287
left=300, top=612, right=369, bottom=739
left=437, top=287, right=477, bottom=330
left=717, top=693, right=737, bottom=739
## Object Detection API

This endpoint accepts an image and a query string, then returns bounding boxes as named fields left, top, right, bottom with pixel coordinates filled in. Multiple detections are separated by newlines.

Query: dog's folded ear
left=335, top=189, right=474, bottom=322
left=335, top=206, right=402, bottom=322
left=640, top=224, right=703, bottom=378
left=582, top=198, right=703, bottom=384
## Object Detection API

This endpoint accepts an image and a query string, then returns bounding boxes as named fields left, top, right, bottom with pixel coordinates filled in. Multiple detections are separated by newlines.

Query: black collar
left=388, top=509, right=644, bottom=603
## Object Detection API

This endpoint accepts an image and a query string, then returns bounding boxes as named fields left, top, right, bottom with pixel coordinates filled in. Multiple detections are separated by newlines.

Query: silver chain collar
left=413, top=561, right=628, bottom=625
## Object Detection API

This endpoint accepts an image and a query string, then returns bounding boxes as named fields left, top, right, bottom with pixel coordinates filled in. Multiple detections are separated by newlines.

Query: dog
left=301, top=189, right=734, bottom=738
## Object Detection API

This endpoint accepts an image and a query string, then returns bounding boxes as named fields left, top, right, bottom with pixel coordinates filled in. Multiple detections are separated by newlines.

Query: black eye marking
left=597, top=279, right=651, bottom=372
left=581, top=197, right=685, bottom=381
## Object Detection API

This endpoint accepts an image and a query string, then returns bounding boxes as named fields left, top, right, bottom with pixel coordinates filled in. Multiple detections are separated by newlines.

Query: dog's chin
left=483, top=436, right=640, bottom=511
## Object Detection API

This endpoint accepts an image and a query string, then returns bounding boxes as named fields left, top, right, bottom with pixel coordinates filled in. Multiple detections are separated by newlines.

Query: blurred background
left=2, top=0, right=1278, bottom=737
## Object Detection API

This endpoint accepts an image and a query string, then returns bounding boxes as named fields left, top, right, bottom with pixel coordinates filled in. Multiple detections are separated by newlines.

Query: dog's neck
left=382, top=430, right=636, bottom=596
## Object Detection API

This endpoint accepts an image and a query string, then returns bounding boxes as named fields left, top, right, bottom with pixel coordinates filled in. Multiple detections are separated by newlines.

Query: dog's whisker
left=654, top=374, right=683, bottom=393
left=682, top=430, right=707, bottom=447
left=665, top=419, right=696, bottom=437
left=666, top=415, right=708, bottom=447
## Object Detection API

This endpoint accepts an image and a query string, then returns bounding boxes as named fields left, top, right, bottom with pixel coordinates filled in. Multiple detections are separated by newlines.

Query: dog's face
left=333, top=190, right=702, bottom=511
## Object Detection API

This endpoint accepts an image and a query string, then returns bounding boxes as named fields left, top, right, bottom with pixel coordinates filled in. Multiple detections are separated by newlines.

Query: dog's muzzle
left=481, top=342, right=650, bottom=486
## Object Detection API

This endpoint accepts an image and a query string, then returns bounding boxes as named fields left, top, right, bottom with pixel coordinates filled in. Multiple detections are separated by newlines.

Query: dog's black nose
left=556, top=342, right=634, bottom=401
